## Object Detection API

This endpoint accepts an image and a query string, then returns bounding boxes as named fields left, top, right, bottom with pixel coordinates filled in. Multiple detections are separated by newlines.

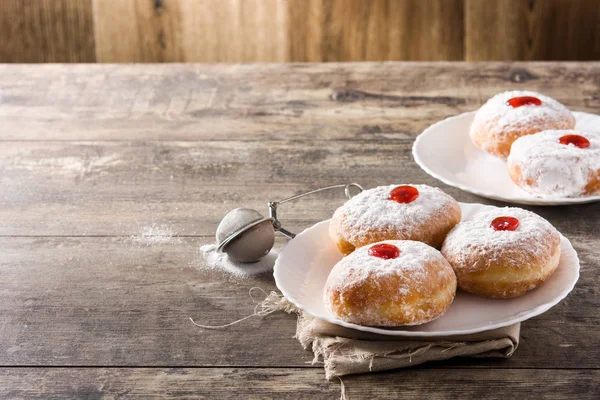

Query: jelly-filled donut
left=469, top=91, right=575, bottom=158
left=441, top=207, right=561, bottom=299
left=329, top=184, right=461, bottom=255
left=508, top=130, right=600, bottom=197
left=324, top=240, right=457, bottom=326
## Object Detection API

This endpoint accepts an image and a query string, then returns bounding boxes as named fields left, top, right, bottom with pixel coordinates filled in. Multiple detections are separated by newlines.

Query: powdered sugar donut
left=324, top=240, right=457, bottom=326
left=508, top=130, right=600, bottom=197
left=441, top=207, right=561, bottom=299
left=470, top=91, right=575, bottom=158
left=329, top=184, right=461, bottom=255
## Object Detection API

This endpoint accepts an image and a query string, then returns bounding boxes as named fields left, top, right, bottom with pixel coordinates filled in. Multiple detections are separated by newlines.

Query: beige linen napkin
left=296, top=312, right=519, bottom=379
left=261, top=291, right=520, bottom=380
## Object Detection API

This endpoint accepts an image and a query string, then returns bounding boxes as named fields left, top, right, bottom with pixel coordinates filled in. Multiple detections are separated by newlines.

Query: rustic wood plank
left=0, top=236, right=307, bottom=366
left=288, top=0, right=464, bottom=61
left=465, top=0, right=530, bottom=61
left=0, top=63, right=598, bottom=141
left=0, top=0, right=96, bottom=62
left=1, top=140, right=599, bottom=236
left=179, top=0, right=288, bottom=62
left=93, top=0, right=288, bottom=63
left=0, top=235, right=597, bottom=367
left=92, top=0, right=184, bottom=62
left=0, top=368, right=599, bottom=399
left=0, top=139, right=446, bottom=236
left=527, top=0, right=600, bottom=60
left=0, top=1, right=598, bottom=63
left=385, top=0, right=465, bottom=61
left=465, top=0, right=600, bottom=61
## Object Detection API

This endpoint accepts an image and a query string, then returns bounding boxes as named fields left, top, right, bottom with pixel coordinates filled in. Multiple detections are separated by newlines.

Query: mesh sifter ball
left=216, top=208, right=275, bottom=263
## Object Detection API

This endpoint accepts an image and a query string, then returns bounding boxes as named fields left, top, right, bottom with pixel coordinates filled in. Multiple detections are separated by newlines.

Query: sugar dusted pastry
left=508, top=130, right=600, bottom=197
left=329, top=184, right=461, bottom=255
left=470, top=91, right=575, bottom=158
left=441, top=207, right=561, bottom=299
left=324, top=240, right=457, bottom=326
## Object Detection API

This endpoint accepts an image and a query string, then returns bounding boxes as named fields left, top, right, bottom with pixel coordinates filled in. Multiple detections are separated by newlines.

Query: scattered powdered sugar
left=470, top=90, right=575, bottom=144
left=196, top=244, right=276, bottom=278
left=441, top=207, right=560, bottom=274
left=130, top=222, right=182, bottom=245
left=333, top=184, right=458, bottom=245
left=508, top=130, right=600, bottom=197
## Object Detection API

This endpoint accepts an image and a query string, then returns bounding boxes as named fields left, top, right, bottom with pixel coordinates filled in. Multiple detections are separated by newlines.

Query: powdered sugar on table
left=130, top=222, right=182, bottom=245
left=197, top=244, right=276, bottom=278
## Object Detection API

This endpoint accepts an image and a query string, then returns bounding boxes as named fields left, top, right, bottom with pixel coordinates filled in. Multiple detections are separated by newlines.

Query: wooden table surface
left=0, top=63, right=598, bottom=399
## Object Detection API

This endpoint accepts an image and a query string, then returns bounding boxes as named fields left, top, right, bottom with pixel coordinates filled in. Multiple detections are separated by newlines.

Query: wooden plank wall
left=0, top=0, right=599, bottom=63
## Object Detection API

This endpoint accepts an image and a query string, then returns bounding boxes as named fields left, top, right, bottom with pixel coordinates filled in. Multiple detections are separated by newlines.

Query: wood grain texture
left=179, top=0, right=288, bottom=62
left=2, top=0, right=600, bottom=62
left=0, top=235, right=598, bottom=367
left=1, top=368, right=599, bottom=399
left=527, top=0, right=600, bottom=60
left=0, top=63, right=598, bottom=141
left=93, top=0, right=466, bottom=63
left=0, top=140, right=599, bottom=237
left=288, top=0, right=465, bottom=61
left=0, top=0, right=95, bottom=62
left=465, top=0, right=600, bottom=61
left=0, top=236, right=307, bottom=366
left=0, top=140, right=475, bottom=236
left=93, top=0, right=288, bottom=62
left=93, top=0, right=184, bottom=62
left=465, top=0, right=530, bottom=61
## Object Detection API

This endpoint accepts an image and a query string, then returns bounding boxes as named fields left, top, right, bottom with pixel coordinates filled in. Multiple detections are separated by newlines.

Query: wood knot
left=154, top=0, right=165, bottom=14
left=506, top=68, right=538, bottom=83
left=330, top=89, right=368, bottom=103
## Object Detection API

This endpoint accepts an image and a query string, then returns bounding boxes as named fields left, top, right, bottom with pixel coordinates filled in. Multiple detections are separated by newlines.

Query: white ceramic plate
left=412, top=111, right=600, bottom=205
left=273, top=202, right=580, bottom=337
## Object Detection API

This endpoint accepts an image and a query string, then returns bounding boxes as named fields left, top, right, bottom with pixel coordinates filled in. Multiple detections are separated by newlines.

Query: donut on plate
left=324, top=240, right=457, bottom=326
left=469, top=90, right=575, bottom=159
left=329, top=184, right=461, bottom=255
left=508, top=130, right=600, bottom=197
left=441, top=207, right=561, bottom=299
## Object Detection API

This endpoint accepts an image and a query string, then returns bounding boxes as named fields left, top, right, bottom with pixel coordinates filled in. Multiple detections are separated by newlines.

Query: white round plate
left=273, top=202, right=580, bottom=337
left=412, top=111, right=600, bottom=205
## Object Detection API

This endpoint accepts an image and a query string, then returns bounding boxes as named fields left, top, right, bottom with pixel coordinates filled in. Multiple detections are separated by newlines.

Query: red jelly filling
left=388, top=185, right=419, bottom=204
left=490, top=216, right=520, bottom=231
left=368, top=243, right=400, bottom=260
left=506, top=96, right=542, bottom=108
left=558, top=134, right=590, bottom=149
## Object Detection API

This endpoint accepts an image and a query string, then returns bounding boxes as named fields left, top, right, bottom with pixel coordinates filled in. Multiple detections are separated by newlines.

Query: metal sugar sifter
left=216, top=183, right=364, bottom=263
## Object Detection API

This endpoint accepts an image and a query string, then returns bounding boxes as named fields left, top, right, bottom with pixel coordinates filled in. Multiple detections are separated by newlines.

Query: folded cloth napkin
left=260, top=291, right=520, bottom=380
left=296, top=312, right=520, bottom=379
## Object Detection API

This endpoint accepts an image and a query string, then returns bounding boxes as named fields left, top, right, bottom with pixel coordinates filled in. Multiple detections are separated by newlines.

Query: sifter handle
left=268, top=183, right=364, bottom=239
